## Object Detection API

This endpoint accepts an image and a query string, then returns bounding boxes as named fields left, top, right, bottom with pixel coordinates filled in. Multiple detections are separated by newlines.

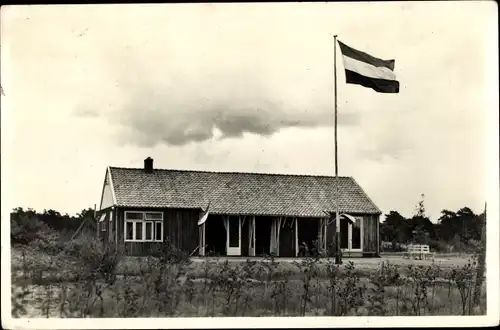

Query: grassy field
left=10, top=246, right=486, bottom=318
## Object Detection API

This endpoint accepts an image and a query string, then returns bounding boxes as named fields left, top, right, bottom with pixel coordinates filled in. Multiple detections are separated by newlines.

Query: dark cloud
left=72, top=48, right=362, bottom=147
left=74, top=80, right=362, bottom=147
left=112, top=100, right=360, bottom=147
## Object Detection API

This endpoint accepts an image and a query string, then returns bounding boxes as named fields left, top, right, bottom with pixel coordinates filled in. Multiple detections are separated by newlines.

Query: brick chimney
left=144, top=157, right=153, bottom=173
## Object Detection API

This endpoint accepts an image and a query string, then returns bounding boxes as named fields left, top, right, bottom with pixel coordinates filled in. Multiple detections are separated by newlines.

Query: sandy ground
left=188, top=255, right=473, bottom=268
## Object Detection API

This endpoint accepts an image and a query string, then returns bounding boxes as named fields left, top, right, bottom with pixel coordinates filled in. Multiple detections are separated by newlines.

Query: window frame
left=155, top=221, right=163, bottom=241
left=99, top=213, right=107, bottom=232
left=144, top=221, right=154, bottom=241
left=124, top=211, right=163, bottom=242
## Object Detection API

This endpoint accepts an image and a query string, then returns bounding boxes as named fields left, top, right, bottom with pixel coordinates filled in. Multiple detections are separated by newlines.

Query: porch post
left=253, top=216, right=256, bottom=256
left=295, top=217, right=298, bottom=257
left=252, top=216, right=256, bottom=256
left=199, top=222, right=205, bottom=256
left=318, top=218, right=323, bottom=253
left=270, top=218, right=277, bottom=256
left=276, top=217, right=282, bottom=256
left=248, top=216, right=252, bottom=256
left=239, top=216, right=242, bottom=253
left=324, top=217, right=328, bottom=251
left=224, top=215, right=229, bottom=255
left=114, top=207, right=118, bottom=249
left=198, top=225, right=201, bottom=256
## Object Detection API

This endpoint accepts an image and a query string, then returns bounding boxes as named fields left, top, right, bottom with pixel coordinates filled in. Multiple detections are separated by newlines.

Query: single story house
left=97, top=157, right=382, bottom=257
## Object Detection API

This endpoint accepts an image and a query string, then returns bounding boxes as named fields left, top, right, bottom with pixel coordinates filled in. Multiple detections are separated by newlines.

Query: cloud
left=66, top=10, right=368, bottom=148
left=111, top=96, right=359, bottom=147
left=75, top=74, right=361, bottom=147
left=73, top=108, right=100, bottom=118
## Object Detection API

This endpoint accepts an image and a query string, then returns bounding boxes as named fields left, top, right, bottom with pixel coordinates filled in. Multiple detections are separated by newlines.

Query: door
left=108, top=210, right=114, bottom=243
left=227, top=216, right=241, bottom=256
left=340, top=216, right=363, bottom=252
left=351, top=217, right=362, bottom=251
left=340, top=217, right=349, bottom=249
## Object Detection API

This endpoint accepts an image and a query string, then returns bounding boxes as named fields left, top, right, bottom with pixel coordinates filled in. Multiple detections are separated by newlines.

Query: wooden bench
left=403, top=244, right=434, bottom=260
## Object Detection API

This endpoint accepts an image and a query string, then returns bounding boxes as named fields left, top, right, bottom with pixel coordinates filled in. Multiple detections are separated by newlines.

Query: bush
left=11, top=211, right=59, bottom=246
left=449, top=258, right=477, bottom=315
left=11, top=240, right=487, bottom=317
left=74, top=238, right=122, bottom=283
left=150, top=238, right=190, bottom=265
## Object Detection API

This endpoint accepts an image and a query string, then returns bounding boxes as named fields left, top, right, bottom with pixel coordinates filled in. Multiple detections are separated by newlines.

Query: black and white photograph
left=1, top=2, right=499, bottom=328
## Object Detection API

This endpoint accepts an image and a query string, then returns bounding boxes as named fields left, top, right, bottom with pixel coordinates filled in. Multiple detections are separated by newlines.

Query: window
left=146, top=212, right=162, bottom=220
left=126, top=221, right=133, bottom=240
left=145, top=222, right=153, bottom=240
left=124, top=211, right=163, bottom=242
left=155, top=221, right=163, bottom=241
left=136, top=222, right=143, bottom=240
left=126, top=212, right=143, bottom=220
left=99, top=213, right=107, bottom=232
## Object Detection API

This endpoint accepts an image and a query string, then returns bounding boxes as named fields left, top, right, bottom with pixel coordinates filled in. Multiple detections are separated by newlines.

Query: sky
left=1, top=2, right=498, bottom=221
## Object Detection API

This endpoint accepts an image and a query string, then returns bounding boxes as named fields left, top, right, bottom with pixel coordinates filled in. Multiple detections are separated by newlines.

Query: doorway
left=226, top=216, right=241, bottom=256
left=255, top=218, right=272, bottom=256
left=298, top=218, right=320, bottom=256
left=340, top=216, right=363, bottom=252
left=205, top=215, right=226, bottom=256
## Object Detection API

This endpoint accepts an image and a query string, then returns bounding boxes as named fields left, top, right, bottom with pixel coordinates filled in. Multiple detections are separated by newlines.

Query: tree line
left=380, top=195, right=485, bottom=252
left=10, top=207, right=96, bottom=247
left=10, top=195, right=486, bottom=253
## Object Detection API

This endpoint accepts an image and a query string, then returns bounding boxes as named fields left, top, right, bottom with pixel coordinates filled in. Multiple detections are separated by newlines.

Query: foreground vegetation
left=11, top=237, right=486, bottom=318
left=10, top=201, right=486, bottom=317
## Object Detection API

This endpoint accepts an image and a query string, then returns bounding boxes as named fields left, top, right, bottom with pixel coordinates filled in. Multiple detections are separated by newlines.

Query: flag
left=326, top=212, right=355, bottom=225
left=338, top=41, right=399, bottom=93
left=198, top=201, right=210, bottom=226
left=340, top=213, right=356, bottom=225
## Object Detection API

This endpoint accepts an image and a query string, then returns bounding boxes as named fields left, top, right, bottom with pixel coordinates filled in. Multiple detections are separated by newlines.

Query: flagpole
left=333, top=34, right=342, bottom=265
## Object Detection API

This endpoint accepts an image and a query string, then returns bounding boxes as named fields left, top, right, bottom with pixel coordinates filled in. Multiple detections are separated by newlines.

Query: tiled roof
left=108, top=167, right=381, bottom=217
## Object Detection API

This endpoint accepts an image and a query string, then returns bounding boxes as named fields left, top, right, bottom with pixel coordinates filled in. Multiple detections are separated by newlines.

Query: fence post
left=473, top=207, right=486, bottom=308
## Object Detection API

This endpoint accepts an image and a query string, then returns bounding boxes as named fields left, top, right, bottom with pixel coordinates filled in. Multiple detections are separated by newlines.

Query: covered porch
left=198, top=214, right=368, bottom=257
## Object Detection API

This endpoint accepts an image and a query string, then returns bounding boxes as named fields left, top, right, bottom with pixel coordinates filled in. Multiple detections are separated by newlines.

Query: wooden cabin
left=97, top=157, right=382, bottom=257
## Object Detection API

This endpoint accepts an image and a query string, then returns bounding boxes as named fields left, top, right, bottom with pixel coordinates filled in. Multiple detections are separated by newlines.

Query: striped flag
left=338, top=41, right=399, bottom=93
left=341, top=213, right=356, bottom=224
left=326, top=212, right=355, bottom=225
left=198, top=201, right=210, bottom=225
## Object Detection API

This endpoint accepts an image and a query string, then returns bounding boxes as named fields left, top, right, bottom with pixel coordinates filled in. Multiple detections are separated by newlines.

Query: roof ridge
left=108, top=166, right=353, bottom=179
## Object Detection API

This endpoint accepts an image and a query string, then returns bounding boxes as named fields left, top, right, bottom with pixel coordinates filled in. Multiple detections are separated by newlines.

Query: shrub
left=336, top=261, right=365, bottom=315
left=294, top=254, right=320, bottom=316
left=325, top=257, right=341, bottom=315
left=11, top=211, right=59, bottom=246
left=367, top=261, right=401, bottom=315
left=270, top=267, right=293, bottom=316
left=449, top=258, right=477, bottom=315
left=239, top=259, right=261, bottom=316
